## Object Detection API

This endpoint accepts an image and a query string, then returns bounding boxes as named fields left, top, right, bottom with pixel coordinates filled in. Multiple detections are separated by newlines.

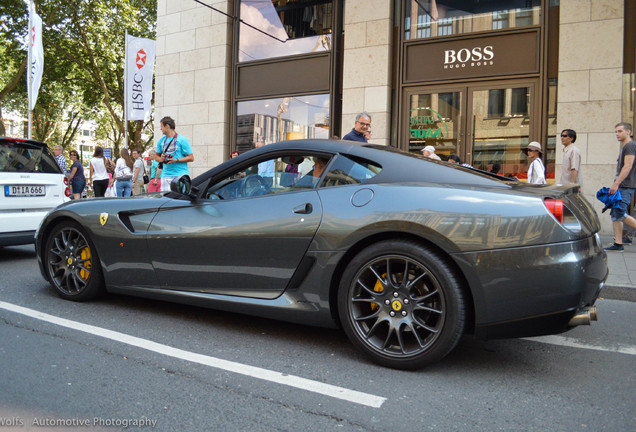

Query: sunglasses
left=561, top=134, right=569, bottom=138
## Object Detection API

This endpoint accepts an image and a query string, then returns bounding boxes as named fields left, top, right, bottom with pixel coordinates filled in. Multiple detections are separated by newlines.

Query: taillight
left=63, top=177, right=71, bottom=197
left=544, top=198, right=563, bottom=223
left=544, top=198, right=582, bottom=233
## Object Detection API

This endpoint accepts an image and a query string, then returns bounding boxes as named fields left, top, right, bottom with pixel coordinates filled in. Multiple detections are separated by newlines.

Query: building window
left=236, top=94, right=330, bottom=153
left=510, top=88, right=529, bottom=116
left=492, top=11, right=509, bottom=30
left=239, top=0, right=333, bottom=62
left=404, top=0, right=541, bottom=41
left=487, top=89, right=505, bottom=117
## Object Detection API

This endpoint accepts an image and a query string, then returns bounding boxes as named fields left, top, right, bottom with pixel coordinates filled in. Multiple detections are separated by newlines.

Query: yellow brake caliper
left=79, top=247, right=92, bottom=281
left=370, top=273, right=386, bottom=311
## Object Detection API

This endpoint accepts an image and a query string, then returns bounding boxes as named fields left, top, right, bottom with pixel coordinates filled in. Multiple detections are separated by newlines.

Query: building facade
left=155, top=0, right=635, bottom=233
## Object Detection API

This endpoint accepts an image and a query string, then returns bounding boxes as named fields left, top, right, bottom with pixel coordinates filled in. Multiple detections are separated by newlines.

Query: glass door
left=403, top=80, right=541, bottom=180
left=467, top=81, right=539, bottom=179
left=405, top=87, right=467, bottom=160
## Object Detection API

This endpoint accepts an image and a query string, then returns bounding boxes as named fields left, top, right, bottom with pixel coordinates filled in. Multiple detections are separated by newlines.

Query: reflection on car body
left=35, top=139, right=607, bottom=369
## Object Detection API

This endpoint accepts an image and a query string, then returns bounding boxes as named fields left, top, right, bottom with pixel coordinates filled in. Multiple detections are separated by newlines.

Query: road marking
left=0, top=301, right=386, bottom=408
left=523, top=335, right=636, bottom=356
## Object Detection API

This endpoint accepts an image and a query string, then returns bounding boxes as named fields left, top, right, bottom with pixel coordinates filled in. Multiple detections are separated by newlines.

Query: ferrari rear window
left=321, top=155, right=382, bottom=187
left=0, top=141, right=61, bottom=174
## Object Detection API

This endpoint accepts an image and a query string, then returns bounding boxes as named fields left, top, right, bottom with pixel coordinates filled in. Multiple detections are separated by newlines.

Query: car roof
left=193, top=139, right=512, bottom=189
left=0, top=137, right=49, bottom=148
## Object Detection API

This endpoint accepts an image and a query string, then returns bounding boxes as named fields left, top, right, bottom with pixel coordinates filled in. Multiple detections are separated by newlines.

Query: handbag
left=142, top=162, right=149, bottom=184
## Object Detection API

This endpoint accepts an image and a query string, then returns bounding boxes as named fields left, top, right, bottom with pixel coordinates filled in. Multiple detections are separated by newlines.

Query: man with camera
left=154, top=116, right=194, bottom=192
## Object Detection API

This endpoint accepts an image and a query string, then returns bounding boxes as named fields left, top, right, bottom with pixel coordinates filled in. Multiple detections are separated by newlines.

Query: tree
left=39, top=0, right=157, bottom=154
left=0, top=0, right=157, bottom=155
left=0, top=0, right=29, bottom=136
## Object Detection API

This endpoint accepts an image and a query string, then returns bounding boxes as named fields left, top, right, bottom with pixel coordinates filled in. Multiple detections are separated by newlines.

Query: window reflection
left=236, top=95, right=330, bottom=153
left=472, top=87, right=535, bottom=180
left=239, top=0, right=333, bottom=62
left=408, top=92, right=461, bottom=156
left=404, top=0, right=541, bottom=40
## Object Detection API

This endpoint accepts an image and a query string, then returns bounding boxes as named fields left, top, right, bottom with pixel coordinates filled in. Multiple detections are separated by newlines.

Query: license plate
left=4, top=185, right=46, bottom=197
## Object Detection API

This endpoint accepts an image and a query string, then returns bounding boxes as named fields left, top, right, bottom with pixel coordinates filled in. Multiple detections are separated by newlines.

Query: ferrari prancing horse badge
left=100, top=213, right=108, bottom=226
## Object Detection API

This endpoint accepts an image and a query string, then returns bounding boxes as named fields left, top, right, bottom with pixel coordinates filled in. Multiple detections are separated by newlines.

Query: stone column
left=556, top=0, right=624, bottom=233
left=341, top=0, right=393, bottom=145
left=155, top=0, right=232, bottom=177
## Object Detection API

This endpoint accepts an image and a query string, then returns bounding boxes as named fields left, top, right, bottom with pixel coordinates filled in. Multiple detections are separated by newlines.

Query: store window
left=239, top=0, right=333, bottom=62
left=236, top=94, right=330, bottom=153
left=403, top=0, right=541, bottom=41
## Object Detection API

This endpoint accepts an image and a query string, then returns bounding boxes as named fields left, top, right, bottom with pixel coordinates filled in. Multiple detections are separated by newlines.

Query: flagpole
left=124, top=30, right=128, bottom=149
left=27, top=1, right=33, bottom=139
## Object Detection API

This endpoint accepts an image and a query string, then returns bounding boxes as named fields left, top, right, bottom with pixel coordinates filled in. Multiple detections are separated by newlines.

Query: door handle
left=293, top=203, right=313, bottom=214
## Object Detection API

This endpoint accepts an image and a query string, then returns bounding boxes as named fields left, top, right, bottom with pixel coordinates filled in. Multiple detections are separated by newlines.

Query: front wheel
left=337, top=240, right=465, bottom=370
left=44, top=221, right=104, bottom=301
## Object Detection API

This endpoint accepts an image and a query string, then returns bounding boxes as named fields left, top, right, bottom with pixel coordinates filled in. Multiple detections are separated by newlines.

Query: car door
left=146, top=154, right=325, bottom=299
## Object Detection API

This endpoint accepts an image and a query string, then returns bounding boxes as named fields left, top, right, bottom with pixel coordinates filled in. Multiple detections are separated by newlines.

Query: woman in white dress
left=526, top=141, right=546, bottom=185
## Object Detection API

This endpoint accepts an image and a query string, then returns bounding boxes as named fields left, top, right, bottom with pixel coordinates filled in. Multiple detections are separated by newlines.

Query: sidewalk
left=600, top=236, right=636, bottom=302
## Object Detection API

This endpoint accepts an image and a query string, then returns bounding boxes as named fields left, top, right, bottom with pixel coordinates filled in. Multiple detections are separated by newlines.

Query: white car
left=0, top=137, right=70, bottom=246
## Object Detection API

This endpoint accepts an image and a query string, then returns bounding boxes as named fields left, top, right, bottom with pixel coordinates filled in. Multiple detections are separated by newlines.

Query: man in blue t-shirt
left=154, top=116, right=194, bottom=192
left=342, top=112, right=371, bottom=143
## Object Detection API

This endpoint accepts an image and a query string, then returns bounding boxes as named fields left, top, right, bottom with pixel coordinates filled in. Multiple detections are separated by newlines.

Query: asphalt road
left=1, top=244, right=634, bottom=431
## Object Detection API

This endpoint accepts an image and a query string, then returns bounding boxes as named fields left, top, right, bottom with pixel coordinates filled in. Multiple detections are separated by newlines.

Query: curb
left=600, top=284, right=636, bottom=302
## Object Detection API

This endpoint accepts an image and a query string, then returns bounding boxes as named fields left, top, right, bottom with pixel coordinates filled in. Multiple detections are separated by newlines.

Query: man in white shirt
left=131, top=149, right=145, bottom=196
left=560, top=129, right=582, bottom=188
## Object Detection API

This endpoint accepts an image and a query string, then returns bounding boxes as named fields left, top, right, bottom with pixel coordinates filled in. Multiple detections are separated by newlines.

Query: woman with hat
left=526, top=141, right=546, bottom=184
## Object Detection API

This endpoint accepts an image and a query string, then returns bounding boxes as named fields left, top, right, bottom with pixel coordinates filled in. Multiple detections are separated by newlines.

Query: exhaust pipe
left=568, top=306, right=598, bottom=327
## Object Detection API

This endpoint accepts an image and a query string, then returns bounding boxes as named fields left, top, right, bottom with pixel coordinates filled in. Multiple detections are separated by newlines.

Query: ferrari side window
left=321, top=155, right=382, bottom=187
left=204, top=154, right=331, bottom=200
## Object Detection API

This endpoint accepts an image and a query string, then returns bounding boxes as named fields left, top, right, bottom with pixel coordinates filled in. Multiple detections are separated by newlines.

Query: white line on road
left=0, top=301, right=386, bottom=408
left=523, top=335, right=636, bottom=356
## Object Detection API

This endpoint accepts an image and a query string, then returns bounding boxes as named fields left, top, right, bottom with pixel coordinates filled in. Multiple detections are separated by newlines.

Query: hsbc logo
left=135, top=49, right=147, bottom=69
left=444, top=46, right=494, bottom=69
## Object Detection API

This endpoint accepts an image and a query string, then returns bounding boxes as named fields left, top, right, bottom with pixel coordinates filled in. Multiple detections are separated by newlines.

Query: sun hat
left=526, top=141, right=542, bottom=153
left=421, top=145, right=436, bottom=153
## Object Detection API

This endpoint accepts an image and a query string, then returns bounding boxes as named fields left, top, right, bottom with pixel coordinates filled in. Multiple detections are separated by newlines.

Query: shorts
left=161, top=176, right=177, bottom=192
left=71, top=180, right=86, bottom=194
left=610, top=187, right=635, bottom=222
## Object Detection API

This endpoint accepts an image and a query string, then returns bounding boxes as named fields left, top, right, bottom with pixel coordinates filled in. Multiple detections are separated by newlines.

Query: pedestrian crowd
left=52, top=116, right=193, bottom=199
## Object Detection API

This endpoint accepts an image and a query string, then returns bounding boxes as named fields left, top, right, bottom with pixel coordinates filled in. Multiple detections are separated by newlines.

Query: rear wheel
left=338, top=240, right=465, bottom=369
left=44, top=222, right=104, bottom=301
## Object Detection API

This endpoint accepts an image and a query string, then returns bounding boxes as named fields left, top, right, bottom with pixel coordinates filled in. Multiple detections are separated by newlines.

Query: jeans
left=116, top=179, right=133, bottom=197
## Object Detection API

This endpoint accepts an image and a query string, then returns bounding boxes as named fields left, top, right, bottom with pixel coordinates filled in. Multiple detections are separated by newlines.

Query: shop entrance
left=404, top=79, right=540, bottom=178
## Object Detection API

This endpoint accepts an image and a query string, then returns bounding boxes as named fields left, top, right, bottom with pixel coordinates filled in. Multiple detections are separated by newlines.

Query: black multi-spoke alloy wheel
left=45, top=222, right=104, bottom=301
left=338, top=240, right=465, bottom=369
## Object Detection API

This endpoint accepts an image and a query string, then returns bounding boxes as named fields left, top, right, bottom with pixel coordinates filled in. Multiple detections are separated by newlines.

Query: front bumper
left=452, top=234, right=607, bottom=339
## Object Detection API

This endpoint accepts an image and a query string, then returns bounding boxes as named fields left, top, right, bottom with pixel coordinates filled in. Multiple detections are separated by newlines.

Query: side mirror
left=170, top=175, right=192, bottom=196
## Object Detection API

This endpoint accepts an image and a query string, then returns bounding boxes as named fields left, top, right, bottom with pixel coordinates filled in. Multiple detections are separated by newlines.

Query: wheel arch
left=37, top=215, right=106, bottom=285
left=327, top=231, right=476, bottom=334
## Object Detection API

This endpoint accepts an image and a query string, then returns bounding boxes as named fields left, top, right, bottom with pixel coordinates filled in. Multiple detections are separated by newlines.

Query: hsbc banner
left=29, top=9, right=44, bottom=111
left=125, top=35, right=156, bottom=121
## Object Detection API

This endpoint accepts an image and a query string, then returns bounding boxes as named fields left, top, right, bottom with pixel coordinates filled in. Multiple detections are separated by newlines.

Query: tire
left=337, top=240, right=465, bottom=370
left=44, top=221, right=104, bottom=301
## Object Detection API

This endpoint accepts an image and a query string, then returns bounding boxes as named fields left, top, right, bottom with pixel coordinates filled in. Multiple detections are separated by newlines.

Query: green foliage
left=0, top=0, right=156, bottom=150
